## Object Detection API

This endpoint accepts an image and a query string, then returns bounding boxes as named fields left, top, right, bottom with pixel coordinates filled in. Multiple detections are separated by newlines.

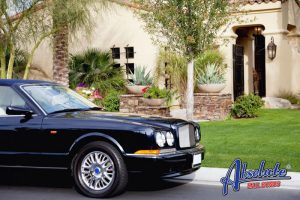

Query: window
left=0, top=86, right=27, bottom=116
left=113, top=63, right=121, bottom=69
left=126, top=63, right=134, bottom=74
left=111, top=47, right=120, bottom=59
left=125, top=47, right=134, bottom=59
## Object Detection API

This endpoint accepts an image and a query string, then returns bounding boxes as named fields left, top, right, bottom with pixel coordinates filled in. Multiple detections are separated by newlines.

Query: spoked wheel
left=72, top=141, right=128, bottom=198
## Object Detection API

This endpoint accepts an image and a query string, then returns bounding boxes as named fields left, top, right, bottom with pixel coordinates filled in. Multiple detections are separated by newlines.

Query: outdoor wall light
left=254, top=26, right=263, bottom=35
left=267, top=37, right=277, bottom=60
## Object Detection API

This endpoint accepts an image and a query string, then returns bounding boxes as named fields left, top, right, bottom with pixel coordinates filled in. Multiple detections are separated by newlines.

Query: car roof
left=0, top=79, right=55, bottom=86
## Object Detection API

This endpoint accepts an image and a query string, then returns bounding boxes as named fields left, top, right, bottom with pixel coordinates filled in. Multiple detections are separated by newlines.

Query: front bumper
left=123, top=144, right=205, bottom=178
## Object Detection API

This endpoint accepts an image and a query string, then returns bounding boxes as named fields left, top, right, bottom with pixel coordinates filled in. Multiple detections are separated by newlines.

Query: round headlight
left=195, top=128, right=200, bottom=142
left=166, top=131, right=175, bottom=146
left=155, top=132, right=166, bottom=147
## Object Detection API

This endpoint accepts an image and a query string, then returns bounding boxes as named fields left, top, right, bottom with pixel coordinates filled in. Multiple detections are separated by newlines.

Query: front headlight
left=155, top=132, right=166, bottom=147
left=195, top=128, right=200, bottom=142
left=165, top=131, right=175, bottom=146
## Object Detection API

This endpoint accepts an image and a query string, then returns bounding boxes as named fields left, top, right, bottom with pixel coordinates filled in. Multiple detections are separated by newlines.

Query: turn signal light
left=134, top=150, right=160, bottom=155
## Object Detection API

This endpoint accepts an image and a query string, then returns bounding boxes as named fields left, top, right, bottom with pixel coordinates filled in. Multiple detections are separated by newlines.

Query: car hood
left=49, top=111, right=188, bottom=129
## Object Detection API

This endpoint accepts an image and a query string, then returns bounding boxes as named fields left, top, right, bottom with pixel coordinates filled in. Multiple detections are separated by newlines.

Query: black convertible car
left=0, top=79, right=204, bottom=198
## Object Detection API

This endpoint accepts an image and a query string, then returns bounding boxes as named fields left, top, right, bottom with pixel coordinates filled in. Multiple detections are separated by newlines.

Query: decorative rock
left=262, top=97, right=292, bottom=109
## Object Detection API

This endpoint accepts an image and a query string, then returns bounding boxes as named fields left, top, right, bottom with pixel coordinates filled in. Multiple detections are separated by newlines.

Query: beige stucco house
left=31, top=0, right=300, bottom=100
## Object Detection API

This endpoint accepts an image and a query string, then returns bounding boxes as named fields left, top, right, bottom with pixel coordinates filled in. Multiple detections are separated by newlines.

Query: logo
left=220, top=159, right=291, bottom=196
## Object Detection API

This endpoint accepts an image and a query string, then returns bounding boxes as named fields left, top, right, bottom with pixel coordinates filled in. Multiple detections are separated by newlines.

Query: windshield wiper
left=48, top=108, right=87, bottom=114
left=87, top=107, right=103, bottom=111
left=48, top=107, right=102, bottom=115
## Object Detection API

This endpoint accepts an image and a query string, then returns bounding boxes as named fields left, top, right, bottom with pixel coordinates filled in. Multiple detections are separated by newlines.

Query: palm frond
left=69, top=48, right=126, bottom=95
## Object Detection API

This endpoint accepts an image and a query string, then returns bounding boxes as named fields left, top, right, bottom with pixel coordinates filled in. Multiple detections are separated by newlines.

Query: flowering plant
left=141, top=86, right=150, bottom=94
left=75, top=83, right=103, bottom=104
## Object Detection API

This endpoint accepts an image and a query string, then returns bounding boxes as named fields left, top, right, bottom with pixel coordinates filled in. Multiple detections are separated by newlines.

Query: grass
left=200, top=109, right=300, bottom=172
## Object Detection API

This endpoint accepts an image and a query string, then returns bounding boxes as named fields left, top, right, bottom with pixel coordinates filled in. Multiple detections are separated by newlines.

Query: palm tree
left=51, top=0, right=108, bottom=86
left=69, top=49, right=126, bottom=95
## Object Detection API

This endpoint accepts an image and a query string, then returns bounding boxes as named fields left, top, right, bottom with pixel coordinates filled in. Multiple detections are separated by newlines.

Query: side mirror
left=6, top=106, right=34, bottom=118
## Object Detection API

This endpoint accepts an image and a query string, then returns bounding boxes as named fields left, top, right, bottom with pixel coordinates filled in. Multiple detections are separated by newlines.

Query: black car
left=0, top=79, right=205, bottom=198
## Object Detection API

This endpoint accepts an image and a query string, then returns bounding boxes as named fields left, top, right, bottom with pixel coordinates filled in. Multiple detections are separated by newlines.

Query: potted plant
left=195, top=50, right=227, bottom=93
left=142, top=86, right=171, bottom=106
left=197, top=63, right=226, bottom=93
left=126, top=66, right=153, bottom=94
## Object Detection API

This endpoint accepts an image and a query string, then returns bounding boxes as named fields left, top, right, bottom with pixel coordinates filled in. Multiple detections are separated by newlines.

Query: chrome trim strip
left=19, top=84, right=47, bottom=115
left=0, top=114, right=38, bottom=118
left=0, top=151, right=68, bottom=156
left=0, top=165, right=68, bottom=170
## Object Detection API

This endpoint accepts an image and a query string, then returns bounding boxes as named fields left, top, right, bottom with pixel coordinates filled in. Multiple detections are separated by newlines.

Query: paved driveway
left=0, top=169, right=299, bottom=200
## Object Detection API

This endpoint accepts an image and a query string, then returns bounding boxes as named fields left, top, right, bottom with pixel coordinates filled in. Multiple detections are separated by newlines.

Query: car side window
left=0, top=86, right=28, bottom=116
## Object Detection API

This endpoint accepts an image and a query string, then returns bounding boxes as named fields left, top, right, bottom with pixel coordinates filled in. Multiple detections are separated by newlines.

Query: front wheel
left=72, top=141, right=128, bottom=198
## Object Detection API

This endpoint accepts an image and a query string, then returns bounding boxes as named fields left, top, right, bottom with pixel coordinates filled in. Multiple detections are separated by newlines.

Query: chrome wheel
left=80, top=151, right=115, bottom=191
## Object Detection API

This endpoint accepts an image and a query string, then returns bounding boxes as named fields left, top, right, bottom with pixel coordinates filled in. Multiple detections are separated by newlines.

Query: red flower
left=142, top=87, right=149, bottom=93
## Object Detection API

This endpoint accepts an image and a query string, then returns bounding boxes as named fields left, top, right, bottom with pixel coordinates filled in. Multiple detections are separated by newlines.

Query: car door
left=0, top=85, right=43, bottom=166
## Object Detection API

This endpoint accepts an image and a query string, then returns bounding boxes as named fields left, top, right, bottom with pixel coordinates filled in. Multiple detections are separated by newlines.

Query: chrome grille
left=178, top=124, right=196, bottom=148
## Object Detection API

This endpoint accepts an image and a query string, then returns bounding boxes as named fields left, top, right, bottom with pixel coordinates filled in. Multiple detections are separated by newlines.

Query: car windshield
left=23, top=85, right=99, bottom=114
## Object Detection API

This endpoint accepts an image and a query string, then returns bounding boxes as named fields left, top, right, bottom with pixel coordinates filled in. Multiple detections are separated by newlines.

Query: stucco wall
left=31, top=3, right=158, bottom=79
left=31, top=1, right=300, bottom=97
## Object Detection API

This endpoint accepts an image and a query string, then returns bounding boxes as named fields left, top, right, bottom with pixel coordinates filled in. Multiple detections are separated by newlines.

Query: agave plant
left=69, top=48, right=126, bottom=95
left=197, top=63, right=226, bottom=84
left=128, top=65, right=153, bottom=86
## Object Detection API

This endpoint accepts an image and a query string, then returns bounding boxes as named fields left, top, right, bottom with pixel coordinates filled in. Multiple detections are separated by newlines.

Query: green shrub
left=143, top=86, right=168, bottom=99
left=102, top=91, right=121, bottom=112
left=287, top=96, right=298, bottom=104
left=143, top=86, right=174, bottom=105
left=297, top=99, right=300, bottom=105
left=231, top=94, right=264, bottom=118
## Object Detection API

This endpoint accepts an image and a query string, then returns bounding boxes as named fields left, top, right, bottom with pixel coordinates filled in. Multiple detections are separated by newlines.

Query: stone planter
left=142, top=98, right=166, bottom=106
left=197, top=83, right=226, bottom=93
left=126, top=85, right=148, bottom=94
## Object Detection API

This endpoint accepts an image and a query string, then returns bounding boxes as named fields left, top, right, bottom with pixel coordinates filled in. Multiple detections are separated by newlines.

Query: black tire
left=72, top=141, right=128, bottom=198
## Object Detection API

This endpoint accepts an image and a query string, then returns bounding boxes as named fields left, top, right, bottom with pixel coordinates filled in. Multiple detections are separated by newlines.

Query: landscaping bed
left=200, top=109, right=300, bottom=172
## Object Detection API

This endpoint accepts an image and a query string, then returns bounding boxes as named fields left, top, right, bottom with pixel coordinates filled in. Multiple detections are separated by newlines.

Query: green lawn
left=200, top=109, right=300, bottom=172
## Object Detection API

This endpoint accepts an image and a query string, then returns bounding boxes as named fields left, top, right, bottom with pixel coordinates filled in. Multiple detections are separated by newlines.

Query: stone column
left=219, top=32, right=238, bottom=100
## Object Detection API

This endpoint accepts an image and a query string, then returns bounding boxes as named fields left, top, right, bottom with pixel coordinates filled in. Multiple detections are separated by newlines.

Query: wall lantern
left=254, top=26, right=263, bottom=35
left=267, top=37, right=277, bottom=60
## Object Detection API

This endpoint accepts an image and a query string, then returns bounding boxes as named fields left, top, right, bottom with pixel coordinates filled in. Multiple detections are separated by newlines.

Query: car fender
left=68, top=132, right=126, bottom=157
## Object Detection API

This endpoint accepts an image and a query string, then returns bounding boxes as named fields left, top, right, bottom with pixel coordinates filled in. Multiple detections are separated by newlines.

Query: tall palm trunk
left=52, top=24, right=69, bottom=86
